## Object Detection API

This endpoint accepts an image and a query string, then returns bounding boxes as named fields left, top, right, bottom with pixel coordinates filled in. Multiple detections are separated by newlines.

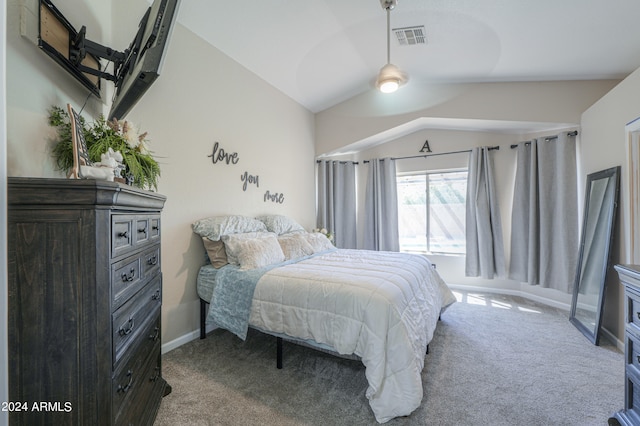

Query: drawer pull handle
left=637, top=355, right=640, bottom=364
left=150, top=366, right=160, bottom=382
left=117, top=370, right=134, bottom=393
left=152, top=225, right=159, bottom=231
left=118, top=231, right=129, bottom=239
left=152, top=289, right=161, bottom=301
left=121, top=268, right=136, bottom=282
left=138, top=227, right=147, bottom=234
left=148, top=255, right=158, bottom=266
left=119, top=317, right=135, bottom=336
left=637, top=312, right=640, bottom=320
left=149, top=327, right=160, bottom=341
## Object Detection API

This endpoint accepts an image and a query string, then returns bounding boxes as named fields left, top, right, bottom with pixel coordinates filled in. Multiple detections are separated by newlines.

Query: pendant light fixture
left=376, top=0, right=408, bottom=93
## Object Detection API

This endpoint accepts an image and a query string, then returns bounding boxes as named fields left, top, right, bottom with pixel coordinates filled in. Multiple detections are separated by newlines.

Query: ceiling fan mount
left=376, top=0, right=408, bottom=93
left=380, top=0, right=397, bottom=11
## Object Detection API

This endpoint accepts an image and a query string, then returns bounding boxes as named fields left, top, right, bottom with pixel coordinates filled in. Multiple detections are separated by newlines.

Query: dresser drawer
left=141, top=245, right=161, bottom=279
left=113, top=341, right=162, bottom=426
left=112, top=245, right=161, bottom=310
left=112, top=255, right=143, bottom=310
left=625, top=367, right=640, bottom=425
left=135, top=217, right=151, bottom=246
left=111, top=214, right=162, bottom=259
left=112, top=215, right=135, bottom=258
left=627, top=288, right=640, bottom=336
left=112, top=278, right=162, bottom=367
left=628, top=330, right=640, bottom=374
left=115, top=311, right=161, bottom=376
left=149, top=216, right=161, bottom=241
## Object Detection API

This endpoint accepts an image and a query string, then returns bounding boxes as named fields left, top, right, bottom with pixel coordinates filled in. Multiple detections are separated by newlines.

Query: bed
left=192, top=215, right=456, bottom=423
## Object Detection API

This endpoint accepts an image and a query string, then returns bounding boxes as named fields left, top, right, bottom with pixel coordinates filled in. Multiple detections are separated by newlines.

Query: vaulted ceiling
left=177, top=0, right=640, bottom=113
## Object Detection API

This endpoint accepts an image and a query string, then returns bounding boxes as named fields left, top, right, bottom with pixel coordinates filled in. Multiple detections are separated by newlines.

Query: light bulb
left=379, top=79, right=399, bottom=93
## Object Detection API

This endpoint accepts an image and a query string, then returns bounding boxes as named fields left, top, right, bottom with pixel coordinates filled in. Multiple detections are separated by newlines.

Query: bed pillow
left=256, top=214, right=305, bottom=235
left=303, top=232, right=335, bottom=253
left=222, top=232, right=285, bottom=270
left=221, top=232, right=271, bottom=265
left=277, top=233, right=315, bottom=261
left=192, top=215, right=267, bottom=241
left=201, top=237, right=228, bottom=268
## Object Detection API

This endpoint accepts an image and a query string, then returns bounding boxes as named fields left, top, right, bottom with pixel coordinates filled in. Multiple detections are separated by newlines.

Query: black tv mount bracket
left=69, top=26, right=128, bottom=83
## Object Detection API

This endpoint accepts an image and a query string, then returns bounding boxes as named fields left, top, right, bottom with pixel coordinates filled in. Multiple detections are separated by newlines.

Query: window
left=397, top=171, right=467, bottom=254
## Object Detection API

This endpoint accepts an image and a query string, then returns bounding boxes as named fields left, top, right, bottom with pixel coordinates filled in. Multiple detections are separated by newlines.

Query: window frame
left=397, top=168, right=468, bottom=256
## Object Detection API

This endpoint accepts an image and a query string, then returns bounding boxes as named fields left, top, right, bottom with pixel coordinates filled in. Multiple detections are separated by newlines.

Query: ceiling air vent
left=393, top=26, right=426, bottom=45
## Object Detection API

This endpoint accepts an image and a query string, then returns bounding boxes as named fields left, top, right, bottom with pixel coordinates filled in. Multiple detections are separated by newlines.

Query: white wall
left=110, top=0, right=316, bottom=345
left=581, top=68, right=640, bottom=341
left=6, top=0, right=108, bottom=177
left=120, top=22, right=316, bottom=346
left=315, top=80, right=620, bottom=156
left=6, top=0, right=316, bottom=348
left=1, top=0, right=9, bottom=423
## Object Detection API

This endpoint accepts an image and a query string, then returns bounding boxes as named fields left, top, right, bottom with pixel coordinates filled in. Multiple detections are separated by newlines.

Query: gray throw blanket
left=207, top=263, right=275, bottom=340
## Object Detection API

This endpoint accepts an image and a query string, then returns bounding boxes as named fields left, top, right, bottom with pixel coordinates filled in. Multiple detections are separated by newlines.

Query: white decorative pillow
left=192, top=215, right=267, bottom=241
left=220, top=232, right=272, bottom=265
left=303, top=232, right=335, bottom=253
left=277, top=233, right=315, bottom=261
left=256, top=214, right=305, bottom=235
left=222, top=232, right=285, bottom=270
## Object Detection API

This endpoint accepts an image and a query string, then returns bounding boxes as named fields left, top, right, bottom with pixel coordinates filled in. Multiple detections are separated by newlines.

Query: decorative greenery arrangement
left=48, top=105, right=160, bottom=190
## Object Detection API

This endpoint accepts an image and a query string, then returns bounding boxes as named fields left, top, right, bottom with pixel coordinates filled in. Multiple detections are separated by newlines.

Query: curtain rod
left=361, top=145, right=500, bottom=163
left=510, top=130, right=578, bottom=149
left=315, top=160, right=360, bottom=164
left=317, top=145, right=500, bottom=164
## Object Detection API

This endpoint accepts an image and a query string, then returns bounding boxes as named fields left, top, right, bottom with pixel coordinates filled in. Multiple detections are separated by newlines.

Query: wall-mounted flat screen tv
left=37, top=0, right=180, bottom=120
left=108, top=0, right=181, bottom=120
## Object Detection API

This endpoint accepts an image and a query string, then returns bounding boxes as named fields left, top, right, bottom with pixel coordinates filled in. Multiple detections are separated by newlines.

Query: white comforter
left=247, top=249, right=456, bottom=423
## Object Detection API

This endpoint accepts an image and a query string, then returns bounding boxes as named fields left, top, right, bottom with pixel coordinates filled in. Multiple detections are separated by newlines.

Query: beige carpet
left=155, top=291, right=624, bottom=425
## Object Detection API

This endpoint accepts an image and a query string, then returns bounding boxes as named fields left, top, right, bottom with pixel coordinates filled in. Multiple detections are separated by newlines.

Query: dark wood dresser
left=610, top=264, right=640, bottom=426
left=8, top=177, right=169, bottom=425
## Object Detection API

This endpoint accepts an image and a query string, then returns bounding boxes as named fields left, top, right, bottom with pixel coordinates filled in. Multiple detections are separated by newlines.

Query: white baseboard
left=162, top=287, right=624, bottom=354
left=600, top=326, right=625, bottom=352
left=162, top=324, right=217, bottom=354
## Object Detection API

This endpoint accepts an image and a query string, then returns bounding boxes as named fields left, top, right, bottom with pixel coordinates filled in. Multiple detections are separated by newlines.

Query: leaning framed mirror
left=570, top=166, right=620, bottom=345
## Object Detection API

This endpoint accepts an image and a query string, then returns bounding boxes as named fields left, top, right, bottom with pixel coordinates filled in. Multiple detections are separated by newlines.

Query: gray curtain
left=363, top=158, right=399, bottom=251
left=465, top=147, right=506, bottom=279
left=316, top=160, right=357, bottom=249
left=509, top=133, right=578, bottom=293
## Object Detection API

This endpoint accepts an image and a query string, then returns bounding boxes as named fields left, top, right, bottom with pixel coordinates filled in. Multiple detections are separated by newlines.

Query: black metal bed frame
left=200, top=298, right=284, bottom=368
